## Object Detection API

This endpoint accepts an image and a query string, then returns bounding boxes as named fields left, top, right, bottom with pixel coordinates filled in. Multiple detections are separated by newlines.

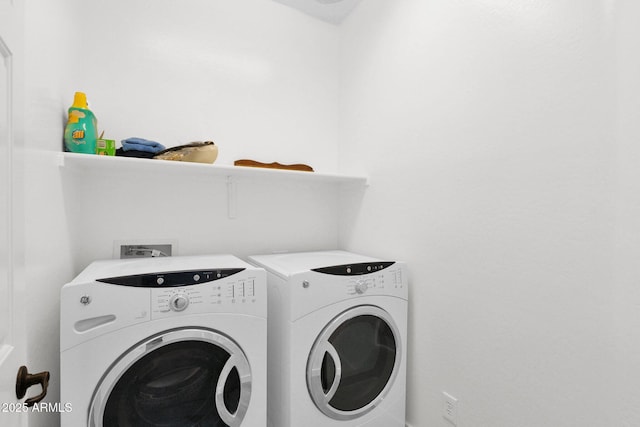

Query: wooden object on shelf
left=234, top=159, right=314, bottom=172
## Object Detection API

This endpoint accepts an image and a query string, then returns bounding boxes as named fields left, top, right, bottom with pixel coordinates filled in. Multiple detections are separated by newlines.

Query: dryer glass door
left=307, top=305, right=401, bottom=420
left=89, top=329, right=251, bottom=427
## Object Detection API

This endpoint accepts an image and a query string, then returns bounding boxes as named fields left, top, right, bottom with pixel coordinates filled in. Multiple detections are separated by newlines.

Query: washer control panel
left=150, top=274, right=261, bottom=318
left=97, top=268, right=245, bottom=287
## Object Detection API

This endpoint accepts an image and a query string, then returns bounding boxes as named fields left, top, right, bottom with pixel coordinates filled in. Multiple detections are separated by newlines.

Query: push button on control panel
left=246, top=280, right=255, bottom=297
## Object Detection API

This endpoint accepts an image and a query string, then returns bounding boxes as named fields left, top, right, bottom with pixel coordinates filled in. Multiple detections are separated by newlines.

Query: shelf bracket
left=226, top=176, right=237, bottom=219
left=56, top=153, right=65, bottom=168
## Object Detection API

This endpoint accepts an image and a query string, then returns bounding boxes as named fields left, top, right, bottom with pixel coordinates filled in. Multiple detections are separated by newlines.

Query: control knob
left=354, top=280, right=368, bottom=295
left=169, top=294, right=189, bottom=312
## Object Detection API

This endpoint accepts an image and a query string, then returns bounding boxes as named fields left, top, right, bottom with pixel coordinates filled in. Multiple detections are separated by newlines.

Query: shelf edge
left=57, top=152, right=368, bottom=185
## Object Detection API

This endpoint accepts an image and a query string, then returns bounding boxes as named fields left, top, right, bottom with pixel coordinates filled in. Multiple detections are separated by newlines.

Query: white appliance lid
left=69, top=254, right=256, bottom=284
left=248, top=250, right=383, bottom=277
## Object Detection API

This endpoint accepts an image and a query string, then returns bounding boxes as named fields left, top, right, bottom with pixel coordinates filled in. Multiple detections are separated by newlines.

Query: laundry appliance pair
left=60, top=251, right=408, bottom=427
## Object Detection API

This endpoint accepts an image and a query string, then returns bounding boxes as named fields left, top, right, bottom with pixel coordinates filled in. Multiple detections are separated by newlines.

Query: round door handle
left=16, top=366, right=50, bottom=407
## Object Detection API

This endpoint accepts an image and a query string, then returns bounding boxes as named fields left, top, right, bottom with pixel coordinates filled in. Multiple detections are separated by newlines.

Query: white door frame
left=0, top=0, right=28, bottom=425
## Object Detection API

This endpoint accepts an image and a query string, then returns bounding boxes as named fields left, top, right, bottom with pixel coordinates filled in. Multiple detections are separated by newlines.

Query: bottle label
left=72, top=129, right=85, bottom=140
left=68, top=109, right=85, bottom=124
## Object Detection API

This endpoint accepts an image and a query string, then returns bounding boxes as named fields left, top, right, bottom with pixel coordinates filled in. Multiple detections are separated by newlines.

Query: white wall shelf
left=57, top=152, right=368, bottom=185
left=57, top=152, right=367, bottom=219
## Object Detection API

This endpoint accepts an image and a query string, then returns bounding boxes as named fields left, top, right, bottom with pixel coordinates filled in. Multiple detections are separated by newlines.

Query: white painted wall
left=21, top=0, right=640, bottom=426
left=23, top=1, right=342, bottom=426
left=613, top=1, right=640, bottom=426
left=68, top=0, right=341, bottom=172
left=339, top=1, right=617, bottom=426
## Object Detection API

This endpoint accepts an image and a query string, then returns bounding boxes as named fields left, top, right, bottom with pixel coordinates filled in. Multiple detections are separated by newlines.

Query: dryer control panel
left=311, top=261, right=405, bottom=296
left=345, top=264, right=405, bottom=295
left=290, top=261, right=408, bottom=321
left=312, top=261, right=395, bottom=276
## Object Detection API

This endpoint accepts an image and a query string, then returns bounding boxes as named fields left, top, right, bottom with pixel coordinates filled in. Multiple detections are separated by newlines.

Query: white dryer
left=60, top=255, right=266, bottom=427
left=248, top=250, right=408, bottom=427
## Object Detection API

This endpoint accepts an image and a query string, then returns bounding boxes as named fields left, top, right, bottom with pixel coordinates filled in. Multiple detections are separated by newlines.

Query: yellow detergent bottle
left=64, top=92, right=98, bottom=154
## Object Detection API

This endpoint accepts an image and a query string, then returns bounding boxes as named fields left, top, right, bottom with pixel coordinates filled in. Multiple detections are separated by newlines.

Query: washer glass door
left=89, top=328, right=251, bottom=427
left=307, top=305, right=401, bottom=420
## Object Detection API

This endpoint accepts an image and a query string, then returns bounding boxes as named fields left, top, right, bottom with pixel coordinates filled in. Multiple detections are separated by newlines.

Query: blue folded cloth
left=121, top=137, right=166, bottom=153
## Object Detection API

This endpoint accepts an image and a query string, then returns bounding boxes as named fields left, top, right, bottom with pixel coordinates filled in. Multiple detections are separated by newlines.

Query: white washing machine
left=248, top=250, right=408, bottom=427
left=60, top=255, right=267, bottom=427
